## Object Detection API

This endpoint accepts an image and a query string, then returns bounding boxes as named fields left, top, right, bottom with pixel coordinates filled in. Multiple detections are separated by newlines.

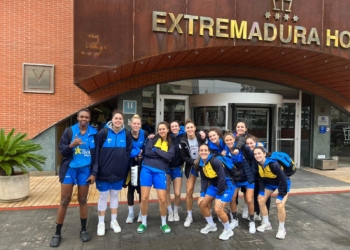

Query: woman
left=253, top=146, right=291, bottom=240
left=166, top=121, right=186, bottom=222
left=224, top=133, right=256, bottom=234
left=137, top=122, right=176, bottom=234
left=197, top=144, right=235, bottom=241
left=179, top=119, right=206, bottom=227
left=50, top=108, right=97, bottom=248
left=126, top=114, right=149, bottom=224
left=92, top=110, right=132, bottom=236
left=246, top=135, right=271, bottom=220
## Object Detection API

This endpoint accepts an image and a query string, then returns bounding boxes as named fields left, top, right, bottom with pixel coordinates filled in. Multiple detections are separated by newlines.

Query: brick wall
left=0, top=0, right=90, bottom=138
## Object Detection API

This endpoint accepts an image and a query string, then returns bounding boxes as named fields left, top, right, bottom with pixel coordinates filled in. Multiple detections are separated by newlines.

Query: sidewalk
left=1, top=167, right=350, bottom=210
left=1, top=167, right=350, bottom=249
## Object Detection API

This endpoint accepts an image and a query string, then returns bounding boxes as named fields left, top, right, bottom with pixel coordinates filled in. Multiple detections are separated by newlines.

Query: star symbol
left=274, top=13, right=280, bottom=20
left=293, top=15, right=299, bottom=22
left=264, top=12, right=271, bottom=19
left=283, top=14, right=290, bottom=21
left=75, top=147, right=81, bottom=155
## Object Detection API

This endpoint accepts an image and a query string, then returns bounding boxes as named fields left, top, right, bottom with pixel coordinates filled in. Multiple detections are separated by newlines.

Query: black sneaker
left=80, top=231, right=91, bottom=242
left=49, top=235, right=61, bottom=247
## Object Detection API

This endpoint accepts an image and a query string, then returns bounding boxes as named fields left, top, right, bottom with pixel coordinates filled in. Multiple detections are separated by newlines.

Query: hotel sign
left=152, top=0, right=350, bottom=49
left=23, top=63, right=55, bottom=93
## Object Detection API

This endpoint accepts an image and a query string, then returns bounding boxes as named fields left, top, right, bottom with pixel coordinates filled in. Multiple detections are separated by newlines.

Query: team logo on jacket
left=107, top=138, right=112, bottom=143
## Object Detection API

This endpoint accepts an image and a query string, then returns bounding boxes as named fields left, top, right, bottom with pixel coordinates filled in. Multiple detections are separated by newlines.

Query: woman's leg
left=126, top=184, right=136, bottom=223
left=257, top=189, right=274, bottom=232
left=157, top=189, right=168, bottom=217
left=215, top=199, right=234, bottom=240
left=199, top=195, right=217, bottom=234
left=77, top=184, right=90, bottom=239
left=276, top=193, right=289, bottom=239
left=166, top=175, right=173, bottom=221
left=56, top=184, right=74, bottom=225
left=245, top=188, right=256, bottom=234
left=109, top=189, right=121, bottom=233
left=172, top=176, right=182, bottom=221
left=185, top=174, right=197, bottom=223
left=140, top=186, right=151, bottom=217
left=229, top=188, right=239, bottom=220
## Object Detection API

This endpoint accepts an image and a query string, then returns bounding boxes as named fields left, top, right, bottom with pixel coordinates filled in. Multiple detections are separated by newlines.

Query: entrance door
left=158, top=95, right=189, bottom=125
left=236, top=108, right=270, bottom=150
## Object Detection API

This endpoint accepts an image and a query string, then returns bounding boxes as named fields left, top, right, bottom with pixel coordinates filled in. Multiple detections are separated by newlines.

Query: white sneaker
left=184, top=216, right=193, bottom=227
left=229, top=219, right=239, bottom=229
left=126, top=213, right=134, bottom=224
left=168, top=212, right=174, bottom=222
left=219, top=228, right=234, bottom=240
left=110, top=220, right=121, bottom=233
left=200, top=223, right=217, bottom=234
left=254, top=213, right=262, bottom=221
left=249, top=221, right=256, bottom=234
left=257, top=222, right=272, bottom=232
left=242, top=206, right=248, bottom=219
left=173, top=212, right=180, bottom=222
left=137, top=213, right=142, bottom=223
left=97, top=222, right=105, bottom=236
left=276, top=227, right=286, bottom=239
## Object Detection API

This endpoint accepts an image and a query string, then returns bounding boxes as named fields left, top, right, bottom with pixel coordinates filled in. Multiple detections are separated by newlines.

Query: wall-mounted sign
left=123, top=100, right=137, bottom=114
left=319, top=126, right=327, bottom=134
left=317, top=116, right=329, bottom=126
left=23, top=63, right=54, bottom=93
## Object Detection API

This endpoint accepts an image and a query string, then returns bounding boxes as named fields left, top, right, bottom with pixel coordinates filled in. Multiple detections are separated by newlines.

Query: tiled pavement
left=1, top=167, right=350, bottom=249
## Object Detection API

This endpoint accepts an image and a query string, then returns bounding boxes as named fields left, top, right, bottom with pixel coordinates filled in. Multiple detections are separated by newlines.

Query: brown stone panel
left=186, top=0, right=236, bottom=49
left=93, top=72, right=110, bottom=88
left=134, top=0, right=187, bottom=60
left=265, top=49, right=310, bottom=70
left=186, top=47, right=223, bottom=66
left=286, top=54, right=335, bottom=75
left=208, top=47, right=246, bottom=65
left=323, top=0, right=350, bottom=57
left=121, top=62, right=137, bottom=80
left=78, top=78, right=98, bottom=93
left=74, top=0, right=133, bottom=66
left=177, top=48, right=211, bottom=67
left=223, top=46, right=263, bottom=65
left=252, top=48, right=295, bottom=68
left=143, top=54, right=166, bottom=73
left=74, top=65, right=114, bottom=84
left=316, top=72, right=350, bottom=84
left=133, top=59, right=151, bottom=76
left=107, top=67, right=122, bottom=84
left=302, top=59, right=349, bottom=78
left=275, top=51, right=323, bottom=73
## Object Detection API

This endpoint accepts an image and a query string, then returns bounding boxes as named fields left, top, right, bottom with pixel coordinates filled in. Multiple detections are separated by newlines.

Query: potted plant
left=0, top=128, right=46, bottom=202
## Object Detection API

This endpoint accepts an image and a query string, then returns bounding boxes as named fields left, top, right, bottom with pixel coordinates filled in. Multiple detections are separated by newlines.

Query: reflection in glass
left=164, top=99, right=186, bottom=125
left=193, top=106, right=226, bottom=130
left=301, top=93, right=312, bottom=166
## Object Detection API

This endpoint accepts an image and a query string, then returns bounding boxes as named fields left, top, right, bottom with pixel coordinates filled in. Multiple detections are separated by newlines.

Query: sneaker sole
left=97, top=232, right=105, bottom=236
left=200, top=228, right=217, bottom=234
left=219, top=231, right=233, bottom=240
left=257, top=227, right=272, bottom=232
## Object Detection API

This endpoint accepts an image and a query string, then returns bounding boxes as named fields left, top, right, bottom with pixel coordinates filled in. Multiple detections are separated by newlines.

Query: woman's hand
left=221, top=150, right=227, bottom=156
left=233, top=149, right=239, bottom=155
left=215, top=200, right=224, bottom=210
left=86, top=175, right=95, bottom=185
left=70, top=135, right=83, bottom=148
left=198, top=197, right=205, bottom=206
left=199, top=131, right=206, bottom=140
left=148, top=134, right=155, bottom=139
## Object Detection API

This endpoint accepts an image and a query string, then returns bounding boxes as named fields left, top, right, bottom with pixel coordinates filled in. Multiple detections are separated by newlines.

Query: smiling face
left=185, top=122, right=196, bottom=137
left=208, top=131, right=219, bottom=144
left=170, top=121, right=180, bottom=135
left=77, top=111, right=90, bottom=128
left=236, top=122, right=247, bottom=136
left=158, top=123, right=169, bottom=140
left=246, top=138, right=256, bottom=151
left=131, top=117, right=141, bottom=132
left=224, top=134, right=235, bottom=148
left=112, top=113, right=123, bottom=129
left=254, top=148, right=266, bottom=164
left=199, top=144, right=210, bottom=161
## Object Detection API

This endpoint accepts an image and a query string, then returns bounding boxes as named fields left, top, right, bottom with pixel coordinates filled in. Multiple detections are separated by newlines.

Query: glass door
left=236, top=108, right=270, bottom=150
left=158, top=95, right=189, bottom=125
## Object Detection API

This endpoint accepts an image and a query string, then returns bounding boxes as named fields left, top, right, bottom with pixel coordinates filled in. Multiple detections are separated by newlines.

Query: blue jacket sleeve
left=130, top=147, right=141, bottom=158
left=212, top=158, right=227, bottom=196
left=91, top=129, right=106, bottom=176
left=153, top=144, right=175, bottom=163
left=144, top=138, right=159, bottom=158
left=199, top=168, right=209, bottom=197
left=270, top=162, right=288, bottom=200
left=58, top=128, right=73, bottom=157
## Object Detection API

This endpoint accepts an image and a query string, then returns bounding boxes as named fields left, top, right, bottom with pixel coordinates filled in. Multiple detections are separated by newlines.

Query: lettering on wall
left=152, top=0, right=350, bottom=49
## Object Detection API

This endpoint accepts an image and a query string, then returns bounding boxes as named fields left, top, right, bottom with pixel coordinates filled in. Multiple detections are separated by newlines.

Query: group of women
left=50, top=109, right=290, bottom=247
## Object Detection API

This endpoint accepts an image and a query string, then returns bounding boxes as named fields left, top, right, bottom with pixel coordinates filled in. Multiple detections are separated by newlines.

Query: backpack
left=214, top=155, right=242, bottom=182
left=270, top=152, right=297, bottom=177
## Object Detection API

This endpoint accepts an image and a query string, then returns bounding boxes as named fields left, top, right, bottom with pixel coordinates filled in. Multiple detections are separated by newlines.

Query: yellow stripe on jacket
left=202, top=161, right=218, bottom=178
left=154, top=138, right=168, bottom=152
left=258, top=164, right=277, bottom=179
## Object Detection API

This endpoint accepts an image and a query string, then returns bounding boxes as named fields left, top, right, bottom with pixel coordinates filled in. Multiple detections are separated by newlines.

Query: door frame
left=157, top=94, right=190, bottom=125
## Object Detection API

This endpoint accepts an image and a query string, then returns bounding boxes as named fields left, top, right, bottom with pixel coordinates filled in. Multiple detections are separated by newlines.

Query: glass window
left=301, top=93, right=312, bottom=166
left=192, top=106, right=226, bottom=131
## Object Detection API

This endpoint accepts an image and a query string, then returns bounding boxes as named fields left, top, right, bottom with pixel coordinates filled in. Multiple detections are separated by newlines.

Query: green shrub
left=0, top=129, right=46, bottom=176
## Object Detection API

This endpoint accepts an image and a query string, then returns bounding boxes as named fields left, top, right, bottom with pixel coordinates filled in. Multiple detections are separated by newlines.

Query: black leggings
left=254, top=179, right=271, bottom=214
left=127, top=182, right=141, bottom=206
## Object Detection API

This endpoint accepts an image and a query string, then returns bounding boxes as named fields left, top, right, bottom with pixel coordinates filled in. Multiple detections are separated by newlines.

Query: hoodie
left=58, top=123, right=97, bottom=182
left=92, top=121, right=132, bottom=182
left=257, top=157, right=288, bottom=201
left=199, top=154, right=229, bottom=197
left=169, top=126, right=186, bottom=169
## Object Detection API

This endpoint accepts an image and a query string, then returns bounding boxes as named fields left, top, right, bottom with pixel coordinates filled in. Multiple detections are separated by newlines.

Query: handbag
left=130, top=165, right=139, bottom=187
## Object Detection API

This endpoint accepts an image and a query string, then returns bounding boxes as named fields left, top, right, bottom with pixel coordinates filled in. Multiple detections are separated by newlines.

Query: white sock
left=98, top=216, right=104, bottom=224
left=263, top=215, right=269, bottom=225
left=161, top=216, right=167, bottom=226
left=167, top=206, right=173, bottom=213
left=142, top=215, right=147, bottom=226
left=128, top=206, right=134, bottom=214
left=111, top=214, right=117, bottom=221
left=229, top=212, right=234, bottom=220
left=244, top=203, right=248, bottom=210
left=279, top=222, right=285, bottom=229
left=205, top=216, right=214, bottom=226
left=174, top=206, right=179, bottom=213
left=187, top=210, right=192, bottom=217
left=223, top=221, right=230, bottom=230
